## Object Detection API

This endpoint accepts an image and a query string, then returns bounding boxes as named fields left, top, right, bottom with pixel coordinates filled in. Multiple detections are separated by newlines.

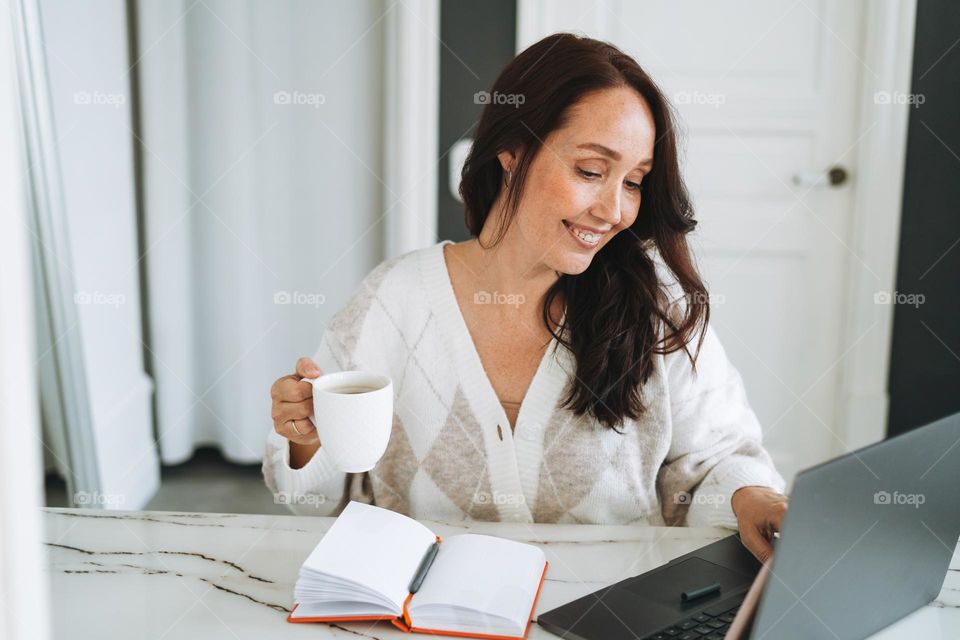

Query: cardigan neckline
left=423, top=240, right=567, bottom=440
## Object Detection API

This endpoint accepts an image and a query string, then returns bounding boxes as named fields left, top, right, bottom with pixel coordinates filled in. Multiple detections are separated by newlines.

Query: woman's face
left=497, top=86, right=656, bottom=276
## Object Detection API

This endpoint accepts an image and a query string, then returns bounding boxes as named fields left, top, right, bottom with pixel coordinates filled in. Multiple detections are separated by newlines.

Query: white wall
left=40, top=0, right=158, bottom=508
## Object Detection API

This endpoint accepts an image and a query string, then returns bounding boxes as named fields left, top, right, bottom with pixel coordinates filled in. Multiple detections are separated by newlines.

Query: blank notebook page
left=300, top=501, right=438, bottom=610
left=410, top=533, right=547, bottom=625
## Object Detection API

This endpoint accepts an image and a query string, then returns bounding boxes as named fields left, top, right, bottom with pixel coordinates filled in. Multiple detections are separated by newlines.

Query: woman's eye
left=578, top=167, right=642, bottom=192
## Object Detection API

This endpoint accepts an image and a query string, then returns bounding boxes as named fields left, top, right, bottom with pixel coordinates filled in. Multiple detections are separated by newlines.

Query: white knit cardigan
left=262, top=240, right=785, bottom=529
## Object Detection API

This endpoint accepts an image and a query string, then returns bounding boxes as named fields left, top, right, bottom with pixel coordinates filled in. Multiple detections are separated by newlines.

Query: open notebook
left=288, top=501, right=549, bottom=640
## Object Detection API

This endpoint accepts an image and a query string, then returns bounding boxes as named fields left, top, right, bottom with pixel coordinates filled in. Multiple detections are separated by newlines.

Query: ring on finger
left=289, top=419, right=303, bottom=436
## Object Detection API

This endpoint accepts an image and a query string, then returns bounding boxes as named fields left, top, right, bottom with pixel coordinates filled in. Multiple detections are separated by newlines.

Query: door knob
left=791, top=165, right=849, bottom=188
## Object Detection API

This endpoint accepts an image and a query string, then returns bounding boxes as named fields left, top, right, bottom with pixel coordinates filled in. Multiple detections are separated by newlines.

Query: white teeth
left=563, top=220, right=602, bottom=245
left=576, top=232, right=599, bottom=243
left=571, top=226, right=600, bottom=243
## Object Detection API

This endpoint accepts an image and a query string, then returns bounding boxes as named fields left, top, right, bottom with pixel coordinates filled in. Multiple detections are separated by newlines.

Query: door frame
left=837, top=0, right=917, bottom=449
left=384, top=0, right=440, bottom=258
left=13, top=0, right=102, bottom=503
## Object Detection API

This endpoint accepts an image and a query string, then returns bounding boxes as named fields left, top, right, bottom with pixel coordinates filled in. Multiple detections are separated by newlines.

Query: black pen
left=408, top=541, right=441, bottom=594
left=681, top=581, right=721, bottom=602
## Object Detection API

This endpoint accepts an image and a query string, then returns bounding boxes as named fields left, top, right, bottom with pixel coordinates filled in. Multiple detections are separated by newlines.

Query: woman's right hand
left=271, top=357, right=323, bottom=451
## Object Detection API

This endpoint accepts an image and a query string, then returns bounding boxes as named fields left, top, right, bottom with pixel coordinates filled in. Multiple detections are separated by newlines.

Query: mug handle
left=298, top=377, right=319, bottom=427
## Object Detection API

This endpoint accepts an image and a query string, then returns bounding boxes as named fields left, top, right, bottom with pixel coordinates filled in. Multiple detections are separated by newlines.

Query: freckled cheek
left=524, top=176, right=569, bottom=228
left=544, top=179, right=595, bottom=221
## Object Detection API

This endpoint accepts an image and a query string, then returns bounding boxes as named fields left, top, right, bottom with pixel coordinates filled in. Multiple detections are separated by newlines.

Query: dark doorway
left=887, top=0, right=960, bottom=436
left=436, top=0, right=516, bottom=242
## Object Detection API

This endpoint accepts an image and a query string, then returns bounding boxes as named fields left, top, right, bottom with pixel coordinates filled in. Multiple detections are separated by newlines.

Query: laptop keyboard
left=641, top=595, right=743, bottom=640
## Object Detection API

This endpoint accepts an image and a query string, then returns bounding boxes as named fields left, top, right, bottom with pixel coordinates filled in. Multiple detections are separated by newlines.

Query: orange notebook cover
left=287, top=557, right=549, bottom=640
left=286, top=502, right=549, bottom=640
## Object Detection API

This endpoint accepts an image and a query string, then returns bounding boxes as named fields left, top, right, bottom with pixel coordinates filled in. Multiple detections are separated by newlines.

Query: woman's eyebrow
left=576, top=142, right=653, bottom=169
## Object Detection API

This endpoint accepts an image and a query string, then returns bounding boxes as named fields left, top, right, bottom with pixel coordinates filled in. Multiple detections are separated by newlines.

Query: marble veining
left=43, top=508, right=959, bottom=639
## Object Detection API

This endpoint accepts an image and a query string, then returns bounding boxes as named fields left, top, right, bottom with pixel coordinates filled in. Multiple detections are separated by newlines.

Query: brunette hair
left=459, top=33, right=710, bottom=432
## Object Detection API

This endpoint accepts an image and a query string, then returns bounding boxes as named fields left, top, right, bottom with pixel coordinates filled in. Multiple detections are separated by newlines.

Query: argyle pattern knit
left=262, top=240, right=784, bottom=528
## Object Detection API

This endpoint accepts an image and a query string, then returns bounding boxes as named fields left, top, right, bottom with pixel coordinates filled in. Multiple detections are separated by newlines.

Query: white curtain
left=136, top=0, right=387, bottom=464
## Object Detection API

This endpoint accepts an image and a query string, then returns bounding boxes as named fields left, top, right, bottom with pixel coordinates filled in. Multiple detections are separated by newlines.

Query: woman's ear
left=496, top=147, right=523, bottom=173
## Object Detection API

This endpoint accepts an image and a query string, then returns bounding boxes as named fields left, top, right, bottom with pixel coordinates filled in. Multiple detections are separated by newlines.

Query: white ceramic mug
left=299, top=371, right=393, bottom=473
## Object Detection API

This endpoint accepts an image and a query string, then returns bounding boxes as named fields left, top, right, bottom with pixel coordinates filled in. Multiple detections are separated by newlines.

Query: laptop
left=537, top=409, right=960, bottom=640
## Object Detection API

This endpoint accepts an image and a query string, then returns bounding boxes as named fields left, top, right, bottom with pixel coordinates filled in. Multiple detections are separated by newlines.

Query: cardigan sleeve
left=656, top=321, right=786, bottom=530
left=261, top=255, right=404, bottom=516
left=261, top=328, right=351, bottom=516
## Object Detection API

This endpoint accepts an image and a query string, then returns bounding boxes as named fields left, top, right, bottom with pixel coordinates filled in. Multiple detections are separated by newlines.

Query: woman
left=264, top=33, right=787, bottom=563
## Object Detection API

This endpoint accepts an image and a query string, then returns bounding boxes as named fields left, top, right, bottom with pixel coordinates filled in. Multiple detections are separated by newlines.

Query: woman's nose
left=594, top=183, right=623, bottom=227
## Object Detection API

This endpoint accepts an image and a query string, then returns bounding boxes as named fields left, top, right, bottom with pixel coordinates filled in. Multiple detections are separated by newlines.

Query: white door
left=518, top=0, right=866, bottom=483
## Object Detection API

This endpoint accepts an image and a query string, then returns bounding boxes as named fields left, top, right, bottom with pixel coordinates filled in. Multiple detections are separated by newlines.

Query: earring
left=504, top=169, right=513, bottom=187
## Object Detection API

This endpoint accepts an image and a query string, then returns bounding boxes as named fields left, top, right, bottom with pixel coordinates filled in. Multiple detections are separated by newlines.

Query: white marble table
left=43, top=508, right=959, bottom=639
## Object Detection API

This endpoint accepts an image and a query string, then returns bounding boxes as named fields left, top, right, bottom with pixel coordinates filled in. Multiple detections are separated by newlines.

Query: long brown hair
left=459, top=33, right=710, bottom=432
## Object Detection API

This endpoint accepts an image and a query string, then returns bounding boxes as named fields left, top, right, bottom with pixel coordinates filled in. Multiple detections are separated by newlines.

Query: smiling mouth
left=562, top=220, right=603, bottom=246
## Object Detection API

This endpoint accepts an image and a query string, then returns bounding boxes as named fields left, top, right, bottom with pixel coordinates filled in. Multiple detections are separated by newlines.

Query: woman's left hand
left=731, top=485, right=789, bottom=563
